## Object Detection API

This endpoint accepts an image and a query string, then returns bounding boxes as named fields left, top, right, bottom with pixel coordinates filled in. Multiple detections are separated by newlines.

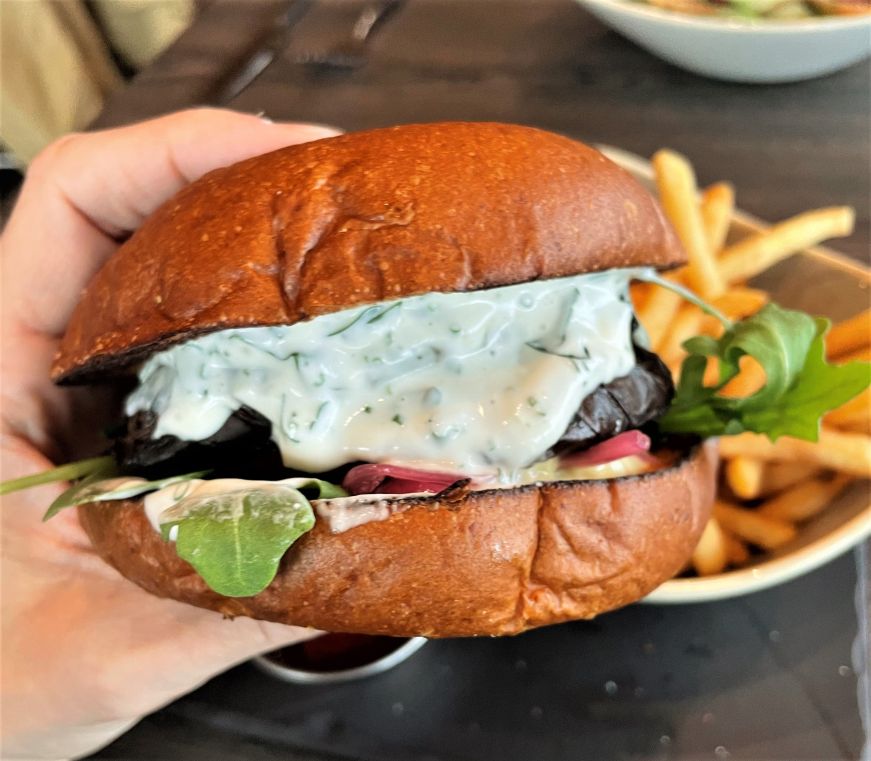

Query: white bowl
left=574, top=0, right=871, bottom=83
left=254, top=636, right=428, bottom=684
left=646, top=486, right=871, bottom=603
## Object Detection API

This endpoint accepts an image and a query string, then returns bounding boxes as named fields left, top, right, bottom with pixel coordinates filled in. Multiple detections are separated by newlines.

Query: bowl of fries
left=600, top=145, right=870, bottom=603
left=574, top=0, right=871, bottom=83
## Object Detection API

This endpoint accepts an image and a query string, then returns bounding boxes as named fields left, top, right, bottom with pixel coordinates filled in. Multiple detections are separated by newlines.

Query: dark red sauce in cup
left=264, top=633, right=411, bottom=673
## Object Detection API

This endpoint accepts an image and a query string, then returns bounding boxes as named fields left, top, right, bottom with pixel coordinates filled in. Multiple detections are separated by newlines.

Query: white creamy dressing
left=127, top=268, right=651, bottom=474
left=313, top=494, right=425, bottom=533
left=143, top=477, right=270, bottom=528
left=141, top=476, right=428, bottom=534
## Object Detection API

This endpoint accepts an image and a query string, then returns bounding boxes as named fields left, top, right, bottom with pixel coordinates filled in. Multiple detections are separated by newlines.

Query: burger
left=12, top=123, right=857, bottom=637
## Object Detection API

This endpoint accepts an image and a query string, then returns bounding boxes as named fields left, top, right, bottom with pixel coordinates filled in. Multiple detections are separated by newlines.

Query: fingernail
left=269, top=120, right=344, bottom=139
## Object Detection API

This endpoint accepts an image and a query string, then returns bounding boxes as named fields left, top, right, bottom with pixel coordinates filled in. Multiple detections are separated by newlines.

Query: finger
left=53, top=110, right=341, bottom=238
left=119, top=609, right=322, bottom=707
left=1, top=108, right=341, bottom=337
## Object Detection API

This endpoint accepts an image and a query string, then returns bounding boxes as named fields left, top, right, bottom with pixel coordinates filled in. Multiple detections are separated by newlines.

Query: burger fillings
left=36, top=268, right=867, bottom=601
left=2, top=123, right=868, bottom=635
left=125, top=268, right=645, bottom=475
left=97, top=266, right=676, bottom=596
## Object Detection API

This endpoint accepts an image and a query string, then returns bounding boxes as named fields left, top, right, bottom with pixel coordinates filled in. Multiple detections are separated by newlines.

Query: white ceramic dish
left=254, top=636, right=428, bottom=684
left=600, top=145, right=871, bottom=602
left=574, top=0, right=871, bottom=83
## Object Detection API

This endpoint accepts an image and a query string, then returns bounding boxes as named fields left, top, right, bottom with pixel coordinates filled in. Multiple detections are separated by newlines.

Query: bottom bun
left=78, top=441, right=717, bottom=637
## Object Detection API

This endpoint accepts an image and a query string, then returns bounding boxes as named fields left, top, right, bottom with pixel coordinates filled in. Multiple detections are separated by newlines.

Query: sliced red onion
left=342, top=463, right=465, bottom=496
left=559, top=430, right=652, bottom=468
left=343, top=431, right=654, bottom=496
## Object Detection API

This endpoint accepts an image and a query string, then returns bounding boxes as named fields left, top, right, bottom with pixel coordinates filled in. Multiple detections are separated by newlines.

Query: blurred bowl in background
left=255, top=634, right=428, bottom=684
left=646, top=484, right=871, bottom=603
left=573, top=0, right=871, bottom=83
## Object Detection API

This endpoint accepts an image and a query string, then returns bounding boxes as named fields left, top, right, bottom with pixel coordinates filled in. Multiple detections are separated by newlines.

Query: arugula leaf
left=43, top=468, right=117, bottom=521
left=659, top=303, right=871, bottom=441
left=159, top=486, right=315, bottom=597
left=283, top=478, right=348, bottom=499
left=42, top=470, right=209, bottom=521
left=634, top=270, right=733, bottom=328
left=0, top=456, right=116, bottom=496
left=741, top=317, right=871, bottom=440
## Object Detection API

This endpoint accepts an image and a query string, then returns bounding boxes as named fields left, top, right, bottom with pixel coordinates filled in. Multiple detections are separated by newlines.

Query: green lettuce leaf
left=659, top=303, right=871, bottom=441
left=159, top=486, right=316, bottom=597
left=0, top=455, right=116, bottom=497
left=282, top=478, right=348, bottom=499
left=43, top=470, right=209, bottom=521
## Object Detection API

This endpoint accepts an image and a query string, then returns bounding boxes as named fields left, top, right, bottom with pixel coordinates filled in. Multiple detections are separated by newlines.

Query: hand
left=0, top=110, right=340, bottom=760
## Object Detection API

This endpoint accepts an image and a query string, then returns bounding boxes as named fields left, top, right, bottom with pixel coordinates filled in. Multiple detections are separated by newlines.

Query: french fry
left=639, top=156, right=868, bottom=579
left=658, top=304, right=704, bottom=367
left=700, top=182, right=735, bottom=255
left=713, top=287, right=769, bottom=319
left=692, top=517, right=729, bottom=576
left=718, top=428, right=871, bottom=478
left=837, top=346, right=871, bottom=364
left=652, top=150, right=725, bottom=300
left=760, top=461, right=823, bottom=495
left=702, top=355, right=721, bottom=386
left=630, top=282, right=653, bottom=313
left=722, top=530, right=751, bottom=566
left=725, top=456, right=765, bottom=500
left=826, top=308, right=871, bottom=360
left=720, top=355, right=766, bottom=398
left=825, top=387, right=871, bottom=432
left=718, top=206, right=855, bottom=284
left=636, top=279, right=684, bottom=348
left=758, top=475, right=852, bottom=523
left=714, top=500, right=797, bottom=550
left=699, top=288, right=769, bottom=336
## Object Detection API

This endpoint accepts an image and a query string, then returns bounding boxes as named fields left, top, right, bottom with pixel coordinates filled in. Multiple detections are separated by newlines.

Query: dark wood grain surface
left=91, top=553, right=866, bottom=761
left=87, top=2, right=869, bottom=760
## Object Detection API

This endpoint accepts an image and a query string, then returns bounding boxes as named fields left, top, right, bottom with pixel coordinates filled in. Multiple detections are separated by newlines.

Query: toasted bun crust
left=77, top=442, right=716, bottom=637
left=53, top=122, right=683, bottom=382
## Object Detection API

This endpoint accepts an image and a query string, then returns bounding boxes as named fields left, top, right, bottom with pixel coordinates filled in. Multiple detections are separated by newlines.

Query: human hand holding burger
left=3, top=110, right=867, bottom=760
left=0, top=109, right=340, bottom=760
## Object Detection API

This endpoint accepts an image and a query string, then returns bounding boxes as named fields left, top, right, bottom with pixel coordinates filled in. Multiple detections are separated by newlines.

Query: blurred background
left=1, top=0, right=868, bottom=259
left=1, top=0, right=193, bottom=162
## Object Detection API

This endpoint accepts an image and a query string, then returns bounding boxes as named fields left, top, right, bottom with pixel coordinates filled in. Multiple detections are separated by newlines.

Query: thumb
left=2, top=109, right=342, bottom=337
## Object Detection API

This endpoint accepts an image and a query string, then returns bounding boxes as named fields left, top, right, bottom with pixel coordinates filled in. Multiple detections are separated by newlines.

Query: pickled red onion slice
left=343, top=464, right=464, bottom=496
left=559, top=430, right=652, bottom=468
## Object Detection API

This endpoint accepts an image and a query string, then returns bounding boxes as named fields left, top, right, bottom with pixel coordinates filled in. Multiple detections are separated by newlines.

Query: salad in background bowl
left=573, top=0, right=871, bottom=82
left=642, top=0, right=870, bottom=18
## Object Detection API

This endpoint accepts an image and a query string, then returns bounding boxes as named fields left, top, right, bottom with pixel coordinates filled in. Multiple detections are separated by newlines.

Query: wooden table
left=89, top=3, right=870, bottom=760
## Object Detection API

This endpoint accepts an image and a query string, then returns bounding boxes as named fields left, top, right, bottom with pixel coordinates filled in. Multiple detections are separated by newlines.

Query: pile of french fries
left=631, top=149, right=871, bottom=577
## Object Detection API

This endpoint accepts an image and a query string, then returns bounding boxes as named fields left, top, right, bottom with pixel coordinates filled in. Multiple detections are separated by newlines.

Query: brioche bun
left=60, top=122, right=707, bottom=637
left=53, top=122, right=683, bottom=383
left=78, top=442, right=716, bottom=637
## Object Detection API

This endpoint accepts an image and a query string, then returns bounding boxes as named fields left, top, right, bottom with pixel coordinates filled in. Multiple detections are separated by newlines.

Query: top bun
left=53, top=122, right=684, bottom=383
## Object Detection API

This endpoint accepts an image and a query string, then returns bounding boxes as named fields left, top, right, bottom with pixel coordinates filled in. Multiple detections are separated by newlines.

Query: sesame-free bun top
left=53, top=122, right=684, bottom=383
